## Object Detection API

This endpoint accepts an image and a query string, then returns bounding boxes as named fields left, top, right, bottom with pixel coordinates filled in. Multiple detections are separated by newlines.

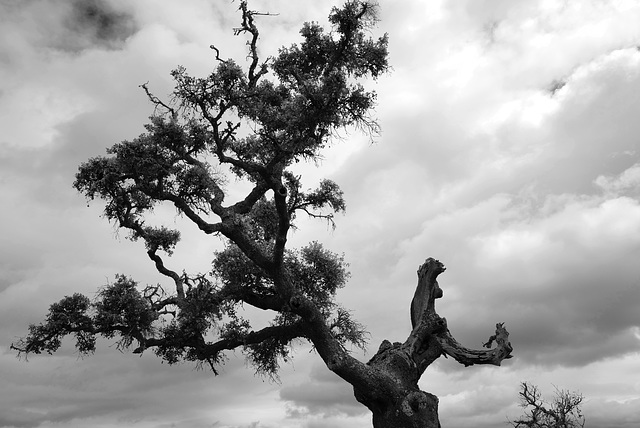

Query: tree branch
left=511, top=382, right=585, bottom=428
left=134, top=319, right=306, bottom=361
left=272, top=179, right=290, bottom=268
left=289, top=293, right=391, bottom=401
left=402, top=258, right=512, bottom=374
left=116, top=213, right=186, bottom=301
left=227, top=181, right=271, bottom=214
left=436, top=322, right=513, bottom=367
left=235, top=1, right=274, bottom=86
left=140, top=82, right=177, bottom=119
left=209, top=44, right=227, bottom=62
left=146, top=248, right=185, bottom=300
left=175, top=151, right=226, bottom=214
left=410, top=258, right=444, bottom=329
left=160, top=191, right=224, bottom=234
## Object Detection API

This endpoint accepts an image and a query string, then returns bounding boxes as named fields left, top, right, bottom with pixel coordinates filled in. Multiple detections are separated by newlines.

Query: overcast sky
left=1, top=0, right=640, bottom=427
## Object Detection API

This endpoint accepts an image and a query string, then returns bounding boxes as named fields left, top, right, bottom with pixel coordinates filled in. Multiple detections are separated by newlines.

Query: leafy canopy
left=13, top=1, right=387, bottom=378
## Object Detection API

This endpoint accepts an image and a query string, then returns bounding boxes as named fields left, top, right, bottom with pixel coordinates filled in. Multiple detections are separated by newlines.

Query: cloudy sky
left=1, top=0, right=640, bottom=427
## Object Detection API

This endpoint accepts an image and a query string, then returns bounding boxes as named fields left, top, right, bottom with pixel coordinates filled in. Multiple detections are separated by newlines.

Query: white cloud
left=596, top=162, right=640, bottom=195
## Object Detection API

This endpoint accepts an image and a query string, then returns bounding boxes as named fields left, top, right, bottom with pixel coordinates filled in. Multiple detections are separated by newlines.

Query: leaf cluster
left=12, top=276, right=154, bottom=357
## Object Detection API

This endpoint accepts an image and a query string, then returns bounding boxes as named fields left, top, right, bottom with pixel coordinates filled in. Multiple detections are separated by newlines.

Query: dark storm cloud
left=54, top=0, right=138, bottom=52
left=0, top=0, right=138, bottom=55
left=66, top=0, right=137, bottom=49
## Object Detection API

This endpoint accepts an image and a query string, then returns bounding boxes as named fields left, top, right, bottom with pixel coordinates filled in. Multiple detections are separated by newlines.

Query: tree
left=12, top=2, right=513, bottom=427
left=510, top=382, right=586, bottom=428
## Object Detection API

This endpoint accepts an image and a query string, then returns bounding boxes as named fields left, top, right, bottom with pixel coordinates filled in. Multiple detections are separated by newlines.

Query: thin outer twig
left=139, top=82, right=177, bottom=119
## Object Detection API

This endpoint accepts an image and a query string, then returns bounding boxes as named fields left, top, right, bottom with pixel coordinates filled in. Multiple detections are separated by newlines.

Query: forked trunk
left=353, top=338, right=443, bottom=428
left=342, top=258, right=512, bottom=428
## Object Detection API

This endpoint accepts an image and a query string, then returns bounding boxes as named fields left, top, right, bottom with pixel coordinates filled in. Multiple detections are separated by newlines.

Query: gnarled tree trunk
left=348, top=258, right=513, bottom=428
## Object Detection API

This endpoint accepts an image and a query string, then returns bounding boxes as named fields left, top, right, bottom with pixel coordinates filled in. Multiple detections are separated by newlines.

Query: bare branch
left=115, top=213, right=186, bottom=301
left=437, top=322, right=513, bottom=367
left=410, top=258, right=445, bottom=329
left=146, top=248, right=185, bottom=300
left=227, top=181, right=271, bottom=214
left=209, top=44, right=227, bottom=62
left=510, top=382, right=586, bottom=428
left=140, top=82, right=177, bottom=119
left=233, top=1, right=274, bottom=86
left=159, top=191, right=224, bottom=234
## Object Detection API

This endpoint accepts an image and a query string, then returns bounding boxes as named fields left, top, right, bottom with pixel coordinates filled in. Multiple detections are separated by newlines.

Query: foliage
left=13, top=0, right=388, bottom=379
left=510, top=382, right=586, bottom=428
left=12, top=276, right=153, bottom=355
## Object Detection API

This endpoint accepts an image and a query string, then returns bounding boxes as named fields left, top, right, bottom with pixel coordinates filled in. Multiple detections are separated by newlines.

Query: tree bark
left=354, top=339, right=442, bottom=428
left=350, top=258, right=512, bottom=428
